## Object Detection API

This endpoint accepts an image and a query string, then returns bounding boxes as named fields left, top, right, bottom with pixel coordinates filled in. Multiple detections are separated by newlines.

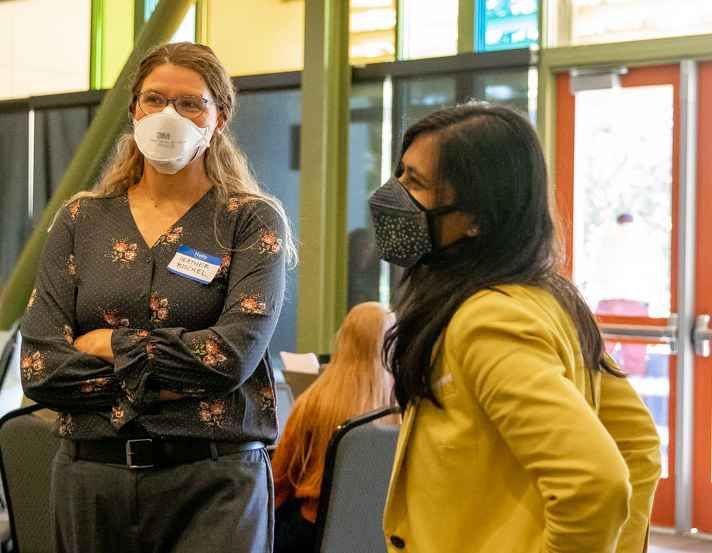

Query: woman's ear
left=215, top=111, right=227, bottom=135
left=465, top=214, right=479, bottom=237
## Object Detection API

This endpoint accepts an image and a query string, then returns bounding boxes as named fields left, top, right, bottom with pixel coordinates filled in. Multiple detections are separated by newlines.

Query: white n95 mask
left=133, top=107, right=214, bottom=174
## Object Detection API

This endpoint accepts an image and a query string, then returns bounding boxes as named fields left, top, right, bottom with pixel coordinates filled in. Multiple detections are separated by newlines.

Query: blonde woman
left=20, top=42, right=295, bottom=553
left=271, top=301, right=397, bottom=553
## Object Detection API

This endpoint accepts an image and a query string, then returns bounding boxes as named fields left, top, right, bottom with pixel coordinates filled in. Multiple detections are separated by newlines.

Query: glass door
left=555, top=65, right=680, bottom=528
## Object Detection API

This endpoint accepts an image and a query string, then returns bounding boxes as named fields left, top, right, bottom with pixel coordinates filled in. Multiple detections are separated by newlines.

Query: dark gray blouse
left=20, top=189, right=286, bottom=443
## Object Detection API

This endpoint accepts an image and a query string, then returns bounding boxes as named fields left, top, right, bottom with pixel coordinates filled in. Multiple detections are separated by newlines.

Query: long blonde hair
left=69, top=42, right=296, bottom=266
left=280, top=302, right=397, bottom=494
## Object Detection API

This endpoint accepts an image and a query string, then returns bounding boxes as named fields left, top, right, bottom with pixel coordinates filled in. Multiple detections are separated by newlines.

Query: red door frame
left=692, top=62, right=712, bottom=533
left=554, top=65, right=681, bottom=527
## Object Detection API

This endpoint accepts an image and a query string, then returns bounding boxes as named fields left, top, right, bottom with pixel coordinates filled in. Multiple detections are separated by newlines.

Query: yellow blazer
left=383, top=285, right=661, bottom=552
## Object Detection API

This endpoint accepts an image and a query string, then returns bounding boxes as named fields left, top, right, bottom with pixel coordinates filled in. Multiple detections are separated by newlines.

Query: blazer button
left=390, top=535, right=405, bottom=548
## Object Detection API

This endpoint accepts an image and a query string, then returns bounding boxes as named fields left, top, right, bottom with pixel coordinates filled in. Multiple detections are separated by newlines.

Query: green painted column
left=296, top=0, right=351, bottom=354
left=458, top=0, right=475, bottom=53
left=89, top=0, right=104, bottom=90
left=0, top=0, right=195, bottom=330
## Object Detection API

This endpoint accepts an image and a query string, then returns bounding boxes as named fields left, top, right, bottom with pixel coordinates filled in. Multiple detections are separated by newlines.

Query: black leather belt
left=61, top=438, right=265, bottom=469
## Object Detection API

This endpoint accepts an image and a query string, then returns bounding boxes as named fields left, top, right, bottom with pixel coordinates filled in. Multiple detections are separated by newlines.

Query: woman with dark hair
left=20, top=42, right=295, bottom=552
left=369, top=103, right=661, bottom=552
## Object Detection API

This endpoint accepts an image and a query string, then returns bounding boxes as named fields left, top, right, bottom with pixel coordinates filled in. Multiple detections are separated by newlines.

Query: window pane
left=399, top=71, right=531, bottom=132
left=145, top=1, right=196, bottom=43
left=401, top=0, right=458, bottom=60
left=554, top=0, right=712, bottom=47
left=399, top=76, right=458, bottom=127
left=475, top=70, right=530, bottom=113
left=231, top=89, right=301, bottom=355
left=0, top=0, right=91, bottom=99
left=573, top=85, right=673, bottom=319
left=207, top=0, right=304, bottom=76
left=347, top=83, right=387, bottom=309
left=479, top=0, right=539, bottom=52
left=350, top=0, right=396, bottom=64
left=100, top=0, right=134, bottom=90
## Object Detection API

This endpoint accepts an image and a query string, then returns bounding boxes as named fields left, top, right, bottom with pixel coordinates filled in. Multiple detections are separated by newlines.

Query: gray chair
left=0, top=330, right=17, bottom=400
left=313, top=406, right=400, bottom=553
left=0, top=329, right=26, bottom=421
left=0, top=404, right=60, bottom=553
left=274, top=379, right=295, bottom=440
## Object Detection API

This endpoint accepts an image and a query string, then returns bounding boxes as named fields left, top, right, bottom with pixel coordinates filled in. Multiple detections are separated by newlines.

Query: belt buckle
left=125, top=438, right=154, bottom=469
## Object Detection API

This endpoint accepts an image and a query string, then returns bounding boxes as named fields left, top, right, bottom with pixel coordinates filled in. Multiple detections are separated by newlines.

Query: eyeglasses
left=135, top=92, right=222, bottom=119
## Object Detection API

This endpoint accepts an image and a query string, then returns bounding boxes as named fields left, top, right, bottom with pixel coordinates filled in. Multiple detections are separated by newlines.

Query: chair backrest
left=0, top=331, right=17, bottom=392
left=274, top=379, right=294, bottom=440
left=0, top=329, right=25, bottom=420
left=282, top=370, right=319, bottom=400
left=314, top=406, right=400, bottom=553
left=0, top=404, right=60, bottom=553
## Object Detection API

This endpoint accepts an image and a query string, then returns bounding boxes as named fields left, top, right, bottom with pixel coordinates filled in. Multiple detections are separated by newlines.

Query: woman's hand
left=158, top=390, right=187, bottom=401
left=74, top=330, right=185, bottom=401
left=73, top=329, right=115, bottom=363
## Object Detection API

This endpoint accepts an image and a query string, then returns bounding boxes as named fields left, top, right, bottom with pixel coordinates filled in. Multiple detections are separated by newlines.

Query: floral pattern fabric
left=20, top=189, right=285, bottom=443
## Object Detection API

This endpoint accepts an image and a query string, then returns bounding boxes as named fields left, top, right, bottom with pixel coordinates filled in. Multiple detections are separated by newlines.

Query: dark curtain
left=0, top=102, right=100, bottom=294
left=32, top=105, right=100, bottom=223
left=0, top=110, right=30, bottom=286
left=232, top=89, right=301, bottom=356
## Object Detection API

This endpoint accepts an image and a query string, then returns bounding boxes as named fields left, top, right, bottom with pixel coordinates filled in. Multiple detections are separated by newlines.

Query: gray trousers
left=50, top=445, right=274, bottom=553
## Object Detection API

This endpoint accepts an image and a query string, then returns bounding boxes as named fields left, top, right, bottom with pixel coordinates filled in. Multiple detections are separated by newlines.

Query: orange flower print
left=58, top=413, right=73, bottom=436
left=21, top=351, right=44, bottom=380
left=80, top=377, right=110, bottom=393
left=216, top=255, right=231, bottom=278
left=69, top=201, right=81, bottom=220
left=199, top=400, right=226, bottom=427
left=226, top=197, right=253, bottom=212
left=240, top=297, right=266, bottom=314
left=102, top=310, right=129, bottom=328
left=205, top=340, right=218, bottom=355
left=146, top=343, right=155, bottom=359
left=111, top=241, right=139, bottom=263
left=27, top=288, right=36, bottom=308
left=111, top=405, right=126, bottom=424
left=155, top=226, right=183, bottom=246
left=259, top=386, right=276, bottom=411
left=133, top=330, right=149, bottom=342
left=258, top=233, right=282, bottom=255
left=68, top=254, right=76, bottom=276
left=193, top=338, right=228, bottom=367
left=63, top=325, right=74, bottom=344
left=149, top=293, right=169, bottom=324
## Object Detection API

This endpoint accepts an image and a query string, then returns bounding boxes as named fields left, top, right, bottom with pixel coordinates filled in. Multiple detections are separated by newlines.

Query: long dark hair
left=383, top=103, right=619, bottom=409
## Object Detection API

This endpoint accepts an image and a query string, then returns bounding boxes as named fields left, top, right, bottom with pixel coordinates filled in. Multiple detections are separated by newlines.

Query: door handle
left=693, top=314, right=712, bottom=357
left=599, top=314, right=678, bottom=354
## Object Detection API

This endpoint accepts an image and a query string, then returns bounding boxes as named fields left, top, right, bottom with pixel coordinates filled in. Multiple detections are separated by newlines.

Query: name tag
left=167, top=246, right=221, bottom=284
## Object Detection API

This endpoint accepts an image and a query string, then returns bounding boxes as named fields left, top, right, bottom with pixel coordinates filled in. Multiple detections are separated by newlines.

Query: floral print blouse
left=20, top=189, right=285, bottom=443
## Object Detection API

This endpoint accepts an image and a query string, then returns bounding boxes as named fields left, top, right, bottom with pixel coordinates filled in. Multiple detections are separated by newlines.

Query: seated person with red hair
left=271, top=301, right=398, bottom=553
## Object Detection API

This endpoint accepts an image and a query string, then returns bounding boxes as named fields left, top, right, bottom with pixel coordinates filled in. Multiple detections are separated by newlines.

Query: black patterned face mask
left=368, top=176, right=457, bottom=268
